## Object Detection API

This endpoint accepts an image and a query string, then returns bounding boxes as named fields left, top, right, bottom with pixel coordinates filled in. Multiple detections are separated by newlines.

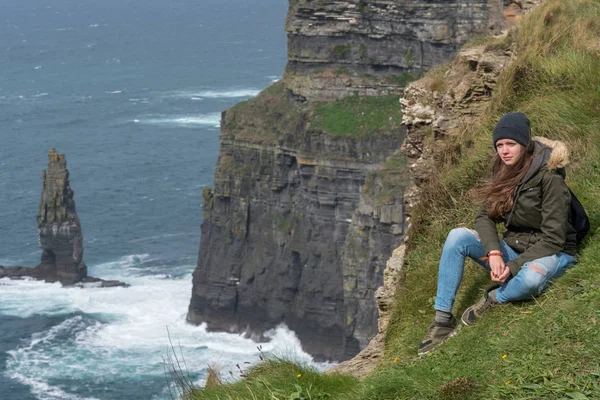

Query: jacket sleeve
left=505, top=171, right=571, bottom=275
left=474, top=206, right=501, bottom=255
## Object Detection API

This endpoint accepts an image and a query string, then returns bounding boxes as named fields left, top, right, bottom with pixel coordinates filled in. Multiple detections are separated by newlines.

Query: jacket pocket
left=504, top=233, right=530, bottom=253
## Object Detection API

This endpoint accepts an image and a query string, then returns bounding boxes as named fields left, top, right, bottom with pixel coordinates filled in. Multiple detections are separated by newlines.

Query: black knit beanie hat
left=493, top=112, right=531, bottom=148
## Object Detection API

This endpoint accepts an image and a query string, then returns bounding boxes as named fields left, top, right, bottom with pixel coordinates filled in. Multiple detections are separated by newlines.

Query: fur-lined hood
left=521, top=137, right=570, bottom=183
left=533, top=136, right=570, bottom=170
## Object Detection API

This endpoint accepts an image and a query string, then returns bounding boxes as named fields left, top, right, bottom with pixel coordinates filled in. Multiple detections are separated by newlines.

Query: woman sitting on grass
left=418, top=112, right=578, bottom=355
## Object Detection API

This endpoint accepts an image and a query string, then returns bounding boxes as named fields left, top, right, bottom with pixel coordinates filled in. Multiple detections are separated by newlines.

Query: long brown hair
left=478, top=145, right=534, bottom=219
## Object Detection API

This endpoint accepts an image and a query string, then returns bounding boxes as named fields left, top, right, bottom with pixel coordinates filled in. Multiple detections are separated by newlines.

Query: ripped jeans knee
left=495, top=253, right=577, bottom=303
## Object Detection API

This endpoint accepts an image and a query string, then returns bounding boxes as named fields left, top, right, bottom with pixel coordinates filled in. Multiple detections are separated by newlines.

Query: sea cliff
left=187, top=0, right=509, bottom=361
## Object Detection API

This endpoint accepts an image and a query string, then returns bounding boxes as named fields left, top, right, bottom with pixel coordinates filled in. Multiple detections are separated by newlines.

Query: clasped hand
left=489, top=255, right=510, bottom=283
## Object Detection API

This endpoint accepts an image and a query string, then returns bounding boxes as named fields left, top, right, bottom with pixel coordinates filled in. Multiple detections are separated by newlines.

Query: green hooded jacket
left=474, top=137, right=578, bottom=276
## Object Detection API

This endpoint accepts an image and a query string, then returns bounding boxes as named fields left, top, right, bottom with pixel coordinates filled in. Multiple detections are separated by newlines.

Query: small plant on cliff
left=386, top=72, right=422, bottom=87
left=359, top=43, right=367, bottom=59
left=333, top=45, right=351, bottom=58
left=357, top=1, right=366, bottom=14
left=334, top=66, right=350, bottom=76
left=404, top=48, right=416, bottom=68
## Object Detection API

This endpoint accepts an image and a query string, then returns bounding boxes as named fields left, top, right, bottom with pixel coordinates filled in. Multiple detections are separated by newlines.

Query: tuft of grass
left=357, top=1, right=366, bottom=14
left=359, top=43, right=367, bottom=59
left=404, top=48, right=415, bottom=68
left=204, top=365, right=222, bottom=389
left=183, top=358, right=360, bottom=400
left=310, top=95, right=402, bottom=138
left=334, top=66, right=350, bottom=76
left=386, top=72, right=422, bottom=87
left=333, top=45, right=351, bottom=58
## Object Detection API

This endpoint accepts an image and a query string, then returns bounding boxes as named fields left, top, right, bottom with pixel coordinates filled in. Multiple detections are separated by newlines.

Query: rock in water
left=35, top=149, right=88, bottom=285
left=0, top=149, right=128, bottom=288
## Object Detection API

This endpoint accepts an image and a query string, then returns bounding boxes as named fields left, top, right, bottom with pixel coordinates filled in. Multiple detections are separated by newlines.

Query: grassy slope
left=310, top=95, right=404, bottom=139
left=224, top=81, right=407, bottom=142
left=185, top=1, right=600, bottom=398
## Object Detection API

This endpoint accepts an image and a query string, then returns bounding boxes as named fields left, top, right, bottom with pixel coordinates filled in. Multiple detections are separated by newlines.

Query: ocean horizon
left=0, top=1, right=324, bottom=399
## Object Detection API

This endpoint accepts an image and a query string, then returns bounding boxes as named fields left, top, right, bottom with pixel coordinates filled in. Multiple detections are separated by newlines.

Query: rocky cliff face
left=187, top=84, right=406, bottom=360
left=35, top=149, right=88, bottom=285
left=188, top=0, right=510, bottom=361
left=284, top=0, right=506, bottom=101
left=331, top=40, right=513, bottom=375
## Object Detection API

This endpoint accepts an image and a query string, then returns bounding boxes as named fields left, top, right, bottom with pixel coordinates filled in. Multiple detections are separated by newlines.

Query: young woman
left=418, top=112, right=578, bottom=355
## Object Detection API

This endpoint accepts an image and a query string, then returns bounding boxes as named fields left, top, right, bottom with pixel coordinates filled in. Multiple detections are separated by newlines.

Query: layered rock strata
left=284, top=0, right=506, bottom=101
left=188, top=85, right=406, bottom=360
left=400, top=42, right=512, bottom=221
left=188, top=0, right=517, bottom=362
left=329, top=0, right=561, bottom=370
left=331, top=41, right=512, bottom=375
left=36, top=149, right=87, bottom=284
left=0, top=149, right=128, bottom=288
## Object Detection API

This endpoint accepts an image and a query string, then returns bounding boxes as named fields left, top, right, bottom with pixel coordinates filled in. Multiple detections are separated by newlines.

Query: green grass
left=182, top=359, right=361, bottom=400
left=357, top=1, right=366, bottom=14
left=183, top=1, right=600, bottom=398
left=310, top=95, right=402, bottom=138
left=386, top=72, right=422, bottom=87
left=333, top=45, right=351, bottom=58
left=223, top=81, right=306, bottom=143
left=373, top=1, right=600, bottom=398
left=359, top=44, right=367, bottom=59
left=364, top=150, right=409, bottom=206
left=334, top=67, right=350, bottom=76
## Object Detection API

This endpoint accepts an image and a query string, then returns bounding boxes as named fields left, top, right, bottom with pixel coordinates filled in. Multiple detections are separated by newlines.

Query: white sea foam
left=9, top=373, right=100, bottom=400
left=2, top=254, right=326, bottom=399
left=105, top=90, right=122, bottom=94
left=169, top=89, right=260, bottom=99
left=128, top=232, right=187, bottom=244
left=194, top=89, right=260, bottom=98
left=134, top=113, right=221, bottom=128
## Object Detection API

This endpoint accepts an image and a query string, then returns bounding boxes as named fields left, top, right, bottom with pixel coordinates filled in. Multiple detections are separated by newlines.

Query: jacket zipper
left=506, top=183, right=524, bottom=227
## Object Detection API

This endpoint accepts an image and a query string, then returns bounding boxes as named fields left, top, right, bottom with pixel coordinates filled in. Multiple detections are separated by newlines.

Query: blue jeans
left=434, top=228, right=577, bottom=313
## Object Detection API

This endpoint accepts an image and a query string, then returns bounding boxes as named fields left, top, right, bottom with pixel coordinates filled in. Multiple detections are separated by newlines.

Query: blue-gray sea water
left=0, top=1, right=319, bottom=399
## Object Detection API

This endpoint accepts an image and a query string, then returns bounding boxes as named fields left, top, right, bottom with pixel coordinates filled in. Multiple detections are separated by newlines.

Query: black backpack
left=569, top=189, right=590, bottom=244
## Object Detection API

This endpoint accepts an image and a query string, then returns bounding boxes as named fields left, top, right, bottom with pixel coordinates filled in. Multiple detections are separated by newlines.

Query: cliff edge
left=187, top=0, right=510, bottom=361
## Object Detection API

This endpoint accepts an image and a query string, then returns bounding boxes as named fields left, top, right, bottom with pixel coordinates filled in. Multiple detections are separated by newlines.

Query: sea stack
left=35, top=149, right=87, bottom=285
left=0, top=149, right=127, bottom=288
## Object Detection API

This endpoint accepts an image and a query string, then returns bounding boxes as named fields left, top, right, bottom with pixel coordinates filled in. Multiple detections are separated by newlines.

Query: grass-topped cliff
left=182, top=0, right=600, bottom=398
left=223, top=80, right=404, bottom=143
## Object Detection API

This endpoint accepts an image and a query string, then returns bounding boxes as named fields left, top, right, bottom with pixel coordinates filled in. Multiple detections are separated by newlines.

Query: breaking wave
left=1, top=254, right=326, bottom=399
left=133, top=113, right=221, bottom=128
left=168, top=88, right=260, bottom=100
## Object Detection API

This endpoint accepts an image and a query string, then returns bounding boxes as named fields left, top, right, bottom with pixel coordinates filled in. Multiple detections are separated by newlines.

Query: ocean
left=0, top=1, right=321, bottom=399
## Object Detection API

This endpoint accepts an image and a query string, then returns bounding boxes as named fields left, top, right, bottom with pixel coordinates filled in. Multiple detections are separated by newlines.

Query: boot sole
left=417, top=324, right=462, bottom=356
